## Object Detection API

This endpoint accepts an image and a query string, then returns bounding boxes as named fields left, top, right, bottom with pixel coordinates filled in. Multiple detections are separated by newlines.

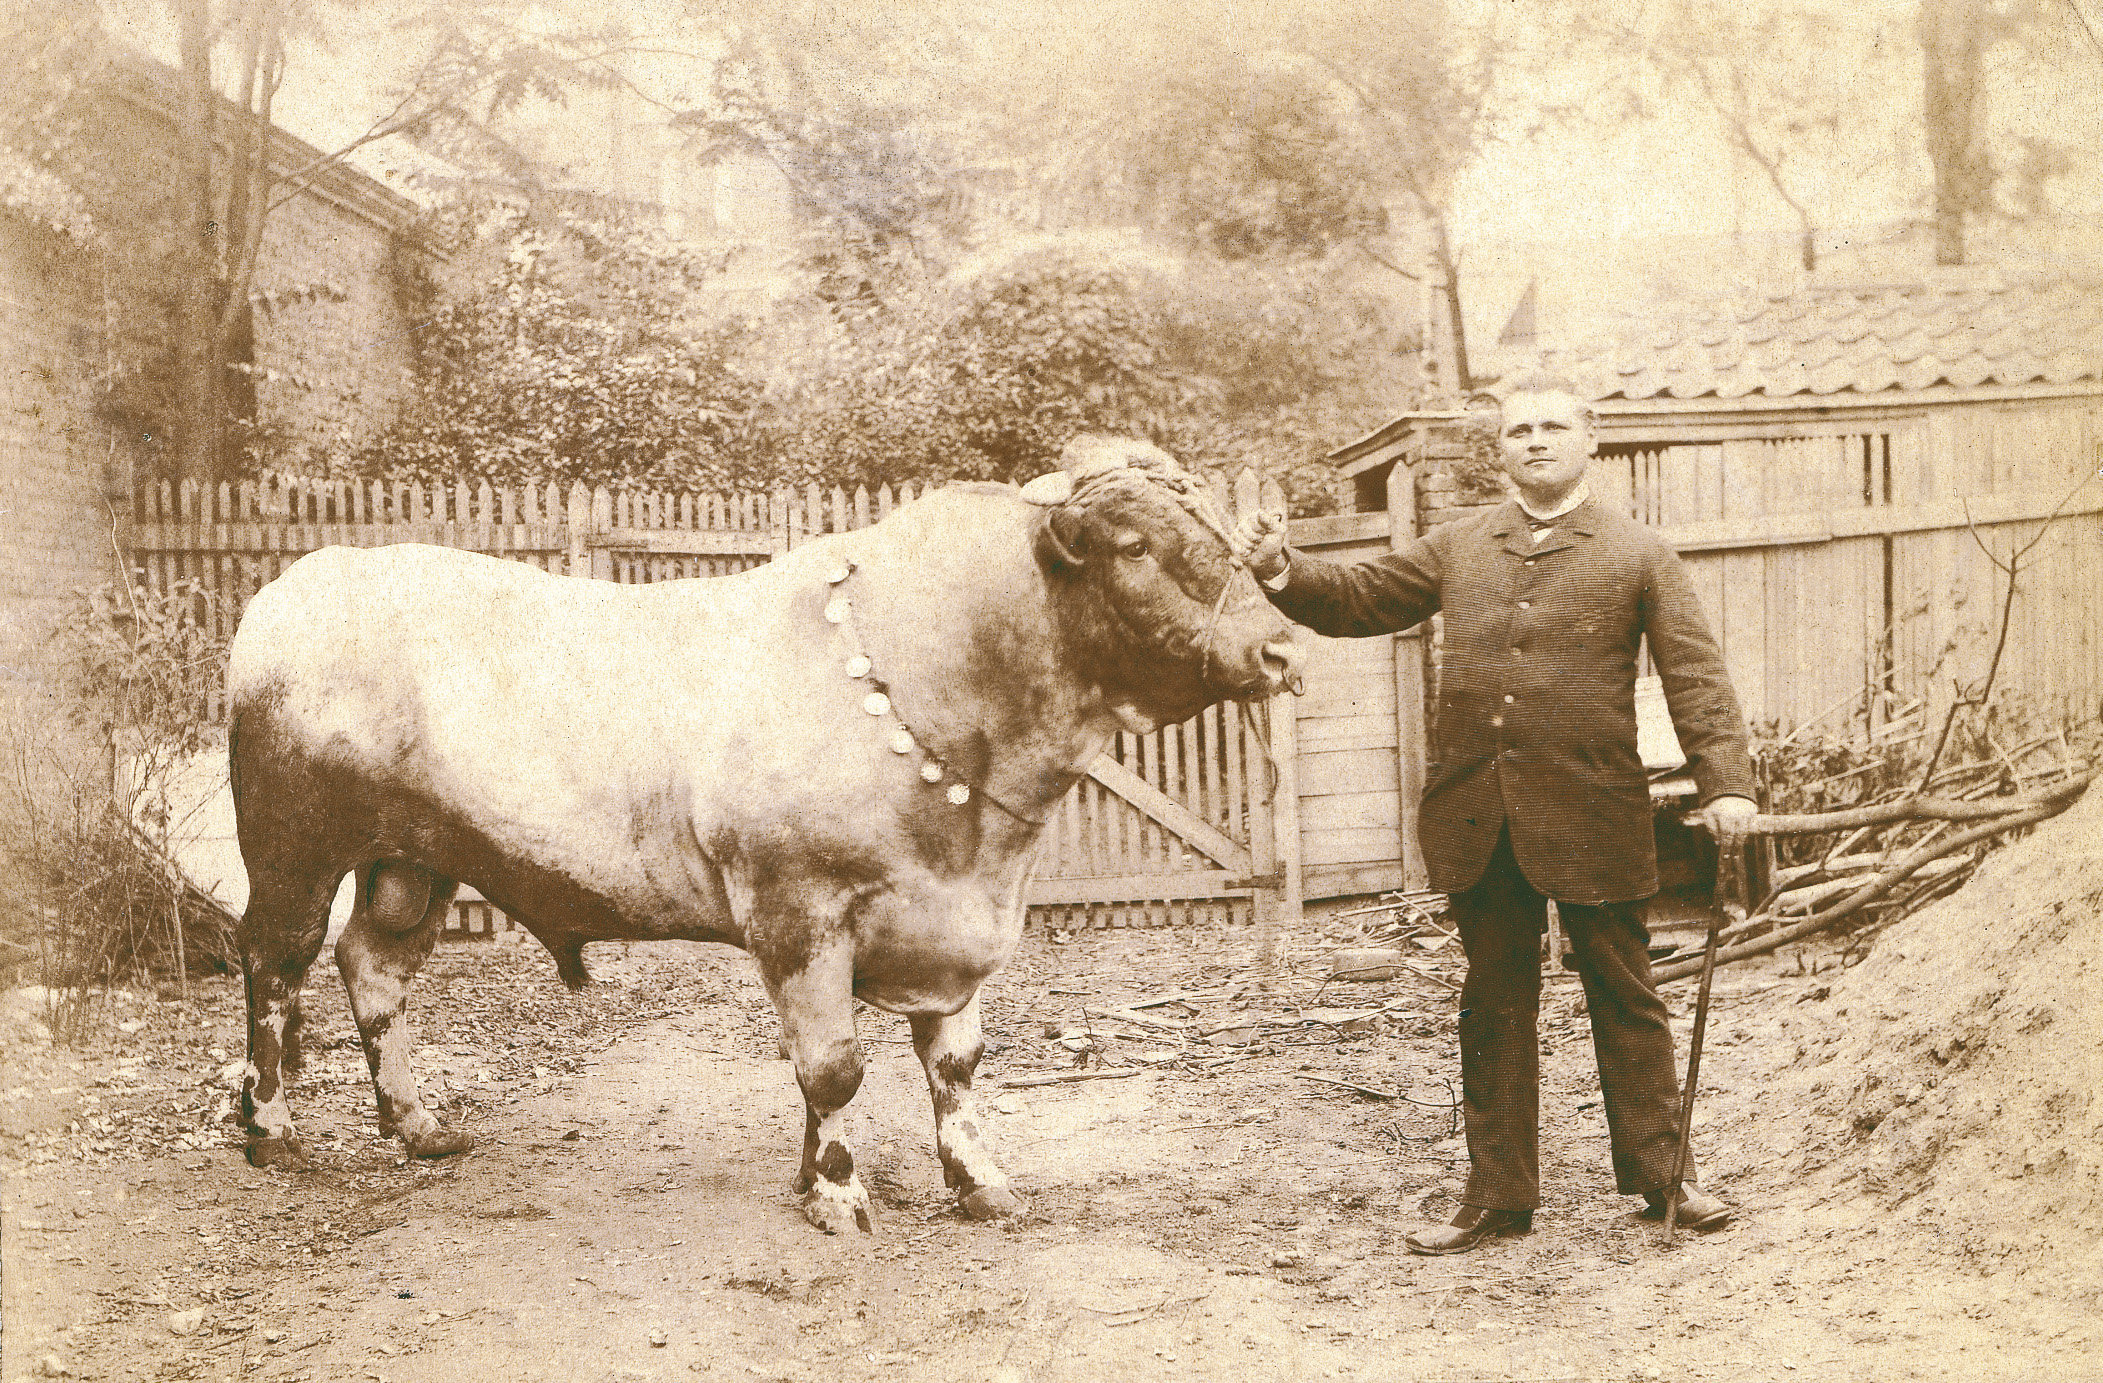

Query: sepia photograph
left=2, top=0, right=2099, bottom=1378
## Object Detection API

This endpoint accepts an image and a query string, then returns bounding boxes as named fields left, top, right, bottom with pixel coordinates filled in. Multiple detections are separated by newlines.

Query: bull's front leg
left=912, top=995, right=1027, bottom=1221
left=765, top=940, right=872, bottom=1234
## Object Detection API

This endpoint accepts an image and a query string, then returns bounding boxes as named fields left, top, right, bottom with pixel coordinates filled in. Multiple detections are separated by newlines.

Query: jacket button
left=1490, top=715, right=1504, bottom=728
left=1524, top=559, right=1537, bottom=567
left=1511, top=646, right=1523, bottom=656
left=1518, top=600, right=1531, bottom=609
left=1503, top=694, right=1515, bottom=703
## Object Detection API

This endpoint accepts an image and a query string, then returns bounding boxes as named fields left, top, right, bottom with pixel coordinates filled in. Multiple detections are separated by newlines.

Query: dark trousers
left=1451, top=828, right=1688, bottom=1211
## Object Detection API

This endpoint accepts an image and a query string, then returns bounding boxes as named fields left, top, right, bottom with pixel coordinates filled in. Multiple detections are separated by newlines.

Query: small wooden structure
left=1332, top=275, right=2103, bottom=746
left=1325, top=273, right=2103, bottom=929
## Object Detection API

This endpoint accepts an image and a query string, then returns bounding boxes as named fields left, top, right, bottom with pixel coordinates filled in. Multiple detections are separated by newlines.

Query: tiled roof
left=1539, top=276, right=2103, bottom=403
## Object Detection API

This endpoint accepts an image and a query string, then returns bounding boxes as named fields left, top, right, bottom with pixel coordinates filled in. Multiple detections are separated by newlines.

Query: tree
left=1529, top=0, right=2096, bottom=273
left=1275, top=0, right=1501, bottom=387
left=672, top=4, right=976, bottom=273
left=5, top=0, right=651, bottom=485
left=1917, top=0, right=2077, bottom=264
left=1530, top=0, right=1914, bottom=273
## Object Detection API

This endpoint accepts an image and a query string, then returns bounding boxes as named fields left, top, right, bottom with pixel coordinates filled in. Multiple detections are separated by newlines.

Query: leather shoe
left=1641, top=1184, right=1733, bottom=1230
left=1404, top=1204, right=1533, bottom=1256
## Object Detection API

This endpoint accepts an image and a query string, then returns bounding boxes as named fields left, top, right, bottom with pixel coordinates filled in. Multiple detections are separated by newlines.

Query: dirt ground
left=5, top=796, right=2099, bottom=1383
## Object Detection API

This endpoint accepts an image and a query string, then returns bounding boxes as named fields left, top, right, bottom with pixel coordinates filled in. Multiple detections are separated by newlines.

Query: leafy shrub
left=0, top=577, right=235, bottom=1040
left=357, top=210, right=1409, bottom=515
left=361, top=205, right=762, bottom=490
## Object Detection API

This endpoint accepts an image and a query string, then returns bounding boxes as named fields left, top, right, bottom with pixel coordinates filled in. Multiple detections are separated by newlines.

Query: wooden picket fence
left=126, top=470, right=1302, bottom=935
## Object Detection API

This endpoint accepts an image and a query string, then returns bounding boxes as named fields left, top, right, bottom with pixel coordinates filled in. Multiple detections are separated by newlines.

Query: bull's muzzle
left=1259, top=638, right=1305, bottom=697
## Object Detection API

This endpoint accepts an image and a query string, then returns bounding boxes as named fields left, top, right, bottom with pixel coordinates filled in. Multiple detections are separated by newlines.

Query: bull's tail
left=225, top=707, right=244, bottom=805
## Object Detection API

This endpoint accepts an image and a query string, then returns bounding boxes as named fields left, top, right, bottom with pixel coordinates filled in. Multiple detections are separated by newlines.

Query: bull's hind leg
left=911, top=995, right=1026, bottom=1221
left=335, top=860, right=474, bottom=1159
left=238, top=872, right=338, bottom=1170
left=763, top=939, right=872, bottom=1234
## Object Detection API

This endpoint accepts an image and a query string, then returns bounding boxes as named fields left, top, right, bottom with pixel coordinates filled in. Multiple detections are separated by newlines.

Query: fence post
left=1225, top=468, right=1302, bottom=965
left=1387, top=454, right=1431, bottom=890
left=1265, top=687, right=1303, bottom=950
left=589, top=487, right=614, bottom=581
left=565, top=483, right=590, bottom=579
left=1259, top=473, right=1302, bottom=958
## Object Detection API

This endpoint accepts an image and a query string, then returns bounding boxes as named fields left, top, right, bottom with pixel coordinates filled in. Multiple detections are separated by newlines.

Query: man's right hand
left=1230, top=510, right=1289, bottom=583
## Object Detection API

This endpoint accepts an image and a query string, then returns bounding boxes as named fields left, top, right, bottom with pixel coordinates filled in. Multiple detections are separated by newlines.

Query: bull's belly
left=395, top=808, right=743, bottom=949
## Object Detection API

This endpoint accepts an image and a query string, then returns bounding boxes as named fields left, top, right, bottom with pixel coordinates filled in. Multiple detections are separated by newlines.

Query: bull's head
left=1023, top=436, right=1302, bottom=733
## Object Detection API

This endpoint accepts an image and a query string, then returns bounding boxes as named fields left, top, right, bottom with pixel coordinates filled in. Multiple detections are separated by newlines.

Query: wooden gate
left=126, top=470, right=1302, bottom=931
left=1024, top=706, right=1296, bottom=931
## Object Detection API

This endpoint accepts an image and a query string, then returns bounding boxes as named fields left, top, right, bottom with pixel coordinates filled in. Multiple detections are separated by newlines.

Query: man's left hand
left=1700, top=795, right=1759, bottom=847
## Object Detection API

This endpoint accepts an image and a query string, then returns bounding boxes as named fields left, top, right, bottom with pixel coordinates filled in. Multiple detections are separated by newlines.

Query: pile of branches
left=3, top=806, right=241, bottom=979
left=1655, top=729, right=2092, bottom=984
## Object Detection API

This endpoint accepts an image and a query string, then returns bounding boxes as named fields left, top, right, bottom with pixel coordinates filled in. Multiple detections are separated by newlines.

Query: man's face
left=1497, top=390, right=1595, bottom=504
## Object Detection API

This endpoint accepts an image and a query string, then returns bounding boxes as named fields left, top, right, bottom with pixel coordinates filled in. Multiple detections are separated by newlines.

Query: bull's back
left=227, top=546, right=788, bottom=886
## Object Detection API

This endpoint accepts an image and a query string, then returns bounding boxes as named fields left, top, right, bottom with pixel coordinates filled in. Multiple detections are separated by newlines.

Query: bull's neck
left=844, top=502, right=1110, bottom=829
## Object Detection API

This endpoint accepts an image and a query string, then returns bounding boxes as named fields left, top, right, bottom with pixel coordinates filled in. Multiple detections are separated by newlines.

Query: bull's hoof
left=800, top=1183, right=874, bottom=1235
left=402, top=1125, right=476, bottom=1160
left=959, top=1185, right=1028, bottom=1222
left=245, top=1135, right=310, bottom=1172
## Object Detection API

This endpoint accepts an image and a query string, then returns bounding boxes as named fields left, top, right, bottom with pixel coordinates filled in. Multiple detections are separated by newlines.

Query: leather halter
left=1050, top=463, right=1261, bottom=693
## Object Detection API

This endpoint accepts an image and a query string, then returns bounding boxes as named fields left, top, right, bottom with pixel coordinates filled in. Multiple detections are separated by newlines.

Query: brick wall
left=0, top=58, right=421, bottom=687
left=247, top=175, right=425, bottom=472
left=0, top=216, right=126, bottom=682
left=1413, top=421, right=1504, bottom=534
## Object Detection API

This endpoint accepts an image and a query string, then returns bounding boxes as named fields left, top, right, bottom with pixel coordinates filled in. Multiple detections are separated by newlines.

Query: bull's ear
left=1019, top=472, right=1074, bottom=506
left=1033, top=507, right=1086, bottom=572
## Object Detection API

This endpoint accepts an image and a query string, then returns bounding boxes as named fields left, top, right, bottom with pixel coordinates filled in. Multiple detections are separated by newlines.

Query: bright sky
left=96, top=0, right=2103, bottom=283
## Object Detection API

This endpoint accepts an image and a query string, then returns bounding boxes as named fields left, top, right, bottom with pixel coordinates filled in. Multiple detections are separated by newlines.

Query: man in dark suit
left=1233, top=379, right=1758, bottom=1253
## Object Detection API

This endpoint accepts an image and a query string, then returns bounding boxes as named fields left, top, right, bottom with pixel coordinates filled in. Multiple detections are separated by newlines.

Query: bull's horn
left=1019, top=472, right=1074, bottom=506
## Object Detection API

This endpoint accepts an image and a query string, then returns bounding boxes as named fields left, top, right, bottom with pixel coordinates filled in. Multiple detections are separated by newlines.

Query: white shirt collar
left=1517, top=482, right=1590, bottom=524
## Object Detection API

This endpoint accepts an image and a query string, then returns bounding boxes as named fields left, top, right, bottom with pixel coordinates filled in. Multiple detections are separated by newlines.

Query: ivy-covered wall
left=0, top=55, right=425, bottom=677
left=243, top=172, right=429, bottom=475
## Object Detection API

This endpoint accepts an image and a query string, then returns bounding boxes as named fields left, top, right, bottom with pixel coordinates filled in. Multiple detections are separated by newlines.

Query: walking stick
left=1666, top=836, right=1744, bottom=1242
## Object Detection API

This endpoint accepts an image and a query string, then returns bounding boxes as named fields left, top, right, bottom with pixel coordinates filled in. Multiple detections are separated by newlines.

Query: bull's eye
left=1119, top=538, right=1149, bottom=560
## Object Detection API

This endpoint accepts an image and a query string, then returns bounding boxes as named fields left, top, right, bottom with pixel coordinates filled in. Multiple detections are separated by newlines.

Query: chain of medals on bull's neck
left=821, top=559, right=1055, bottom=828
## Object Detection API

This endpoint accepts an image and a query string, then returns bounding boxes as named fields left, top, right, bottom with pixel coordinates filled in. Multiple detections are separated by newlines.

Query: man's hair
left=1491, top=372, right=1596, bottom=427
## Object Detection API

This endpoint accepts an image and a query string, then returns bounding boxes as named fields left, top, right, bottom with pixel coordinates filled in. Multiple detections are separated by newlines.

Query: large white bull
left=225, top=439, right=1300, bottom=1232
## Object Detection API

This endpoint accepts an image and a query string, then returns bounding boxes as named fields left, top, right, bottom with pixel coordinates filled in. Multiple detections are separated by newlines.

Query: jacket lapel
left=1499, top=497, right=1598, bottom=559
left=1493, top=503, right=1536, bottom=560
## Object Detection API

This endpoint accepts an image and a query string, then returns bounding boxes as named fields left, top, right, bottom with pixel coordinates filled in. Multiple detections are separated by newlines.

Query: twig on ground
left=1300, top=1074, right=1399, bottom=1100
left=1402, top=961, right=1461, bottom=991
left=1122, top=989, right=1222, bottom=1010
left=999, top=1068, right=1145, bottom=1089
left=1084, top=1006, right=1188, bottom=1030
left=1298, top=1074, right=1460, bottom=1109
left=1097, top=1293, right=1212, bottom=1326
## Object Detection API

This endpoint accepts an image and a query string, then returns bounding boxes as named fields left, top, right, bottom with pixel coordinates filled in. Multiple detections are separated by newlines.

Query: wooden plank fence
left=126, top=471, right=1303, bottom=935
left=1593, top=400, right=2103, bottom=741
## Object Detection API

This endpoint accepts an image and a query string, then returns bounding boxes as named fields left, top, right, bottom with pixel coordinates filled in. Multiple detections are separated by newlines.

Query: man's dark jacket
left=1267, top=497, right=1755, bottom=904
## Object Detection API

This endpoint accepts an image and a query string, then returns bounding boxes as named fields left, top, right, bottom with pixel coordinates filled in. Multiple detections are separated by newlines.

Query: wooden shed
left=1297, top=271, right=2103, bottom=898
